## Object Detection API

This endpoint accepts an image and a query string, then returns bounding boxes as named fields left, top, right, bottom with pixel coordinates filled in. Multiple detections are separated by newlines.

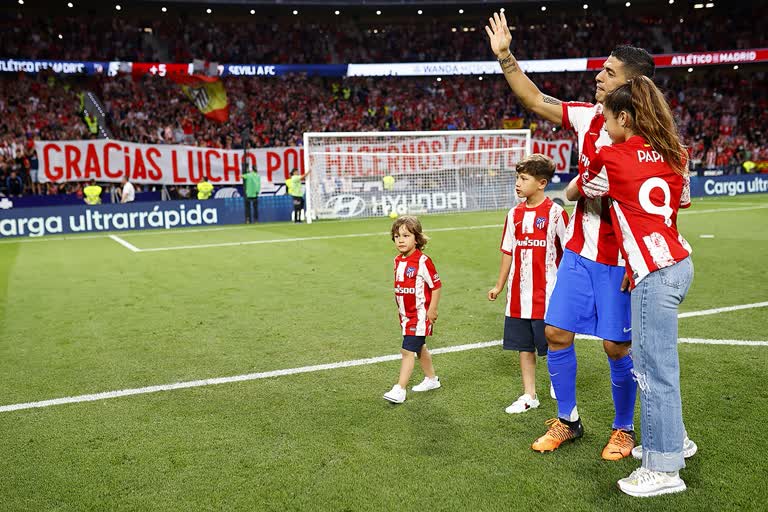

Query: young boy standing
left=384, top=216, right=442, bottom=404
left=488, top=154, right=569, bottom=414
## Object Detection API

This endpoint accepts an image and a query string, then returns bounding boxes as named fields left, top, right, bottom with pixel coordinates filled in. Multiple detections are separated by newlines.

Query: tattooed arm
left=485, top=11, right=564, bottom=125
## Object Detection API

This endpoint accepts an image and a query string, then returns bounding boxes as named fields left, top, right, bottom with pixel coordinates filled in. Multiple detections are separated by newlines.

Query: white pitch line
left=1, top=301, right=766, bottom=414
left=679, top=204, right=768, bottom=215
left=136, top=224, right=503, bottom=252
left=0, top=234, right=108, bottom=244
left=108, top=234, right=141, bottom=253
left=115, top=203, right=768, bottom=239
left=133, top=204, right=768, bottom=252
left=678, top=301, right=768, bottom=318
left=0, top=203, right=764, bottom=246
left=573, top=335, right=768, bottom=346
left=678, top=338, right=768, bottom=346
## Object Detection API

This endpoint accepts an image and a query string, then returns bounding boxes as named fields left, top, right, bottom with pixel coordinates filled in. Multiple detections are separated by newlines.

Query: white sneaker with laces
left=505, top=394, right=540, bottom=414
left=631, top=436, right=698, bottom=460
left=550, top=383, right=557, bottom=400
left=412, top=376, right=441, bottom=392
left=383, top=384, right=406, bottom=404
left=617, top=467, right=686, bottom=497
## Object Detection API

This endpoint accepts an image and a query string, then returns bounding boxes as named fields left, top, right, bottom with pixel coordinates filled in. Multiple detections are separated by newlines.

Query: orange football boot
left=532, top=418, right=584, bottom=452
left=601, top=429, right=636, bottom=461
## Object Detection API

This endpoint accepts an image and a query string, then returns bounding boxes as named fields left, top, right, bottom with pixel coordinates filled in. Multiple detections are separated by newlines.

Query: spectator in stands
left=1, top=4, right=761, bottom=64
left=6, top=169, right=23, bottom=197
left=120, top=176, right=135, bottom=203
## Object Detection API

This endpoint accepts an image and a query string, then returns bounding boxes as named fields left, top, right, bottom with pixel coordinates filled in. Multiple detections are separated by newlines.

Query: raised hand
left=484, top=11, right=512, bottom=57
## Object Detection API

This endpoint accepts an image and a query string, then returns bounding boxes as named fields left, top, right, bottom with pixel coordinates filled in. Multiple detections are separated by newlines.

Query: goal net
left=303, top=129, right=531, bottom=222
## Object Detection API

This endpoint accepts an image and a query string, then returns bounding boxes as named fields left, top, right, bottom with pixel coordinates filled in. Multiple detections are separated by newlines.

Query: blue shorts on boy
left=503, top=317, right=547, bottom=356
left=402, top=335, right=426, bottom=353
left=545, top=249, right=631, bottom=342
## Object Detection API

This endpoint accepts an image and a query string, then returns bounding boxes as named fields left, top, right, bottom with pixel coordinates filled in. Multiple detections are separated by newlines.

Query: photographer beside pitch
left=484, top=11, right=697, bottom=461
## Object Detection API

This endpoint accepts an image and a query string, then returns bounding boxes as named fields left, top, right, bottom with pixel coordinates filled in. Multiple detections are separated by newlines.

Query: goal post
left=302, top=129, right=531, bottom=223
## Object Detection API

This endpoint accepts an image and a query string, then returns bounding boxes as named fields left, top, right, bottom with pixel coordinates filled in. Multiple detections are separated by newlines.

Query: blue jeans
left=631, top=256, right=693, bottom=472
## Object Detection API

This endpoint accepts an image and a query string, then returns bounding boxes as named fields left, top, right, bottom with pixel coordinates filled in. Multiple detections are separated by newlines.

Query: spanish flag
left=502, top=117, right=524, bottom=130
left=171, top=74, right=229, bottom=123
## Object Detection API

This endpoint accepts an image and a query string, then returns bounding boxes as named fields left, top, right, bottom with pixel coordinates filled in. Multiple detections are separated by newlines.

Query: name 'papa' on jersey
left=393, top=249, right=441, bottom=336
left=561, top=101, right=624, bottom=266
left=578, top=135, right=693, bottom=289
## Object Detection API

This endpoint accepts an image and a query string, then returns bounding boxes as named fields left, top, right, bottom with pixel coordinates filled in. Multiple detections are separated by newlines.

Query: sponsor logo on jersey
left=433, top=273, right=440, bottom=281
left=535, top=216, right=546, bottom=230
left=518, top=238, right=547, bottom=247
left=395, top=286, right=416, bottom=294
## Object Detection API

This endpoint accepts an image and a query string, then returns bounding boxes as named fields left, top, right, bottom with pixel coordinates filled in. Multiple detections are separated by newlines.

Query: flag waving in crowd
left=170, top=74, right=229, bottom=123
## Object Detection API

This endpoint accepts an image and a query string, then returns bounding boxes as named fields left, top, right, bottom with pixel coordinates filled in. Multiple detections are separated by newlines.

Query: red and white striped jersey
left=578, top=135, right=692, bottom=289
left=500, top=197, right=569, bottom=319
left=562, top=101, right=623, bottom=266
left=393, top=249, right=442, bottom=336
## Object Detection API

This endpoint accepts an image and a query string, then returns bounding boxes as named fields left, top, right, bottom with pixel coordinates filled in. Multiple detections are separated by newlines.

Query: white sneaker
left=412, top=376, right=441, bottom=392
left=505, top=394, right=540, bottom=414
left=550, top=383, right=557, bottom=400
left=383, top=384, right=406, bottom=404
left=631, top=436, right=698, bottom=460
left=617, top=467, right=686, bottom=497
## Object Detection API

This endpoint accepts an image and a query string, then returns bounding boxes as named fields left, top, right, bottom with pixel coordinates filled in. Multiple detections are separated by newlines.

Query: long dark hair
left=604, top=76, right=688, bottom=175
left=391, top=215, right=429, bottom=249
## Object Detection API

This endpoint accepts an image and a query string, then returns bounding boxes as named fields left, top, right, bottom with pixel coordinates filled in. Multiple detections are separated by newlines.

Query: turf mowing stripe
left=1, top=302, right=766, bottom=414
left=108, top=234, right=141, bottom=252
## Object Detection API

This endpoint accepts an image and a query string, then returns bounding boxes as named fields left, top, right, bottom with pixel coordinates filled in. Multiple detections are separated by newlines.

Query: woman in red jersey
left=567, top=76, right=694, bottom=498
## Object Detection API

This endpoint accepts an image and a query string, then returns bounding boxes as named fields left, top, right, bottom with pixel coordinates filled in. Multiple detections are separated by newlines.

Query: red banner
left=34, top=140, right=305, bottom=185
left=35, top=137, right=573, bottom=186
left=314, top=135, right=573, bottom=176
left=586, top=48, right=768, bottom=70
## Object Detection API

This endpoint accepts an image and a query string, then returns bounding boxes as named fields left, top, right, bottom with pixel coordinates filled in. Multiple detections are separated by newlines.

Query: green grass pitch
left=1, top=194, right=766, bottom=511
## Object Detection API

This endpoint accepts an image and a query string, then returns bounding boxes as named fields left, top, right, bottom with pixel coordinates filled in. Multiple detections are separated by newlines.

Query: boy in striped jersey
left=383, top=216, right=442, bottom=404
left=488, top=154, right=568, bottom=414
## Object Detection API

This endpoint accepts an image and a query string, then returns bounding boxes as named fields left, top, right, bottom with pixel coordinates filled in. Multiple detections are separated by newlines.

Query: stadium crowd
left=0, top=4, right=762, bottom=64
left=1, top=68, right=765, bottom=196
left=1, top=0, right=766, bottom=197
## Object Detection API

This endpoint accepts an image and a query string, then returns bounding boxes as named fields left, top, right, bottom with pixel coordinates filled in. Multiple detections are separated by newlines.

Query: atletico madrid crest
left=406, top=266, right=416, bottom=278
left=535, top=216, right=547, bottom=230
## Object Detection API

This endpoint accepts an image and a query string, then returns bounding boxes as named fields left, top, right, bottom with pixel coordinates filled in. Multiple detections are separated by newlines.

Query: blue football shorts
left=402, top=335, right=426, bottom=353
left=545, top=249, right=632, bottom=342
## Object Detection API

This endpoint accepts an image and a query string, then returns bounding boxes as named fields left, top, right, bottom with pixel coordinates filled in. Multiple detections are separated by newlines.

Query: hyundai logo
left=325, top=195, right=367, bottom=218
